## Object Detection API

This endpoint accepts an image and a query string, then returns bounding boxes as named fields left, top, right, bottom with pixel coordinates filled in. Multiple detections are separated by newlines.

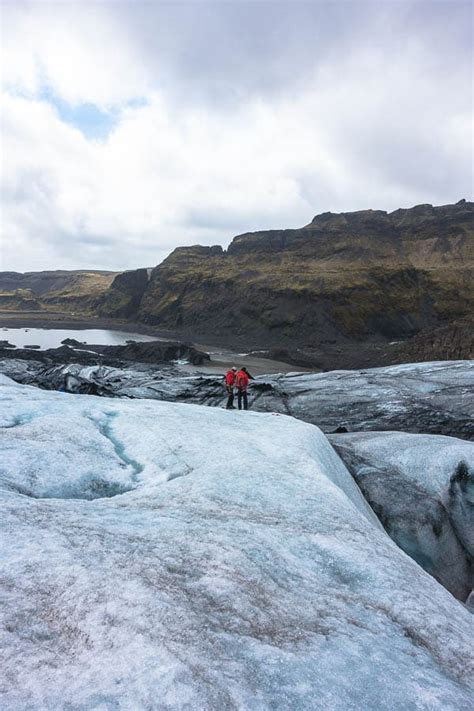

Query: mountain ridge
left=1, top=199, right=473, bottom=365
left=132, top=198, right=473, bottom=347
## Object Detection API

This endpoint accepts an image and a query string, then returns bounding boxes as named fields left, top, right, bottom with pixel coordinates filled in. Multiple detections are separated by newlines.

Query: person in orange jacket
left=235, top=367, right=254, bottom=410
left=224, top=367, right=237, bottom=409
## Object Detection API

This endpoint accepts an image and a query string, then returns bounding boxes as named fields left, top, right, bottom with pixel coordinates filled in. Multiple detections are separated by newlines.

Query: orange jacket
left=236, top=369, right=250, bottom=390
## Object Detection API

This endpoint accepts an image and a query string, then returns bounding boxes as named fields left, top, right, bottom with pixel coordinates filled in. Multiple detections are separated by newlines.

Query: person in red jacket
left=235, top=367, right=253, bottom=410
left=224, top=367, right=237, bottom=409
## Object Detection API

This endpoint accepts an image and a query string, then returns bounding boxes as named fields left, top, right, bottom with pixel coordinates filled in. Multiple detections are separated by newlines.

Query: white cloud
left=1, top=1, right=150, bottom=107
left=1, top=1, right=472, bottom=271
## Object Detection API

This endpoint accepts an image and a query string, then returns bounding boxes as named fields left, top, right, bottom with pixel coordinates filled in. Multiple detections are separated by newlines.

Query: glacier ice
left=1, top=358, right=472, bottom=439
left=1, top=375, right=473, bottom=710
left=330, top=431, right=474, bottom=602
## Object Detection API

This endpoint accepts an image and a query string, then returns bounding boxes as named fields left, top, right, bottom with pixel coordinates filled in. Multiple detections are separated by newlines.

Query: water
left=0, top=327, right=305, bottom=374
left=0, top=328, right=158, bottom=350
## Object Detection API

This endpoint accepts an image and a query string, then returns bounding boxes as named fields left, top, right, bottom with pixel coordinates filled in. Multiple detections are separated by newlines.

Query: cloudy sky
left=1, top=0, right=472, bottom=272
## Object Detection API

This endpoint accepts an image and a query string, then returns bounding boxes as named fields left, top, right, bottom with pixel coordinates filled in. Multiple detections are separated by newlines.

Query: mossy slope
left=136, top=200, right=473, bottom=347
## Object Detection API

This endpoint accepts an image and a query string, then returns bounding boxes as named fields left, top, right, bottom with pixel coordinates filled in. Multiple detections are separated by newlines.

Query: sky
left=1, top=0, right=472, bottom=272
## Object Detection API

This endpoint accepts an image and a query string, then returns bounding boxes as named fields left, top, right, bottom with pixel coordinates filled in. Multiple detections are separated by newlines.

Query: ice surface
left=330, top=431, right=474, bottom=602
left=1, top=376, right=473, bottom=709
left=1, top=359, right=472, bottom=439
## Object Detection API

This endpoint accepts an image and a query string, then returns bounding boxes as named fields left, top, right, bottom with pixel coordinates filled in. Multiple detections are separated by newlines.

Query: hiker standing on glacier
left=224, top=367, right=237, bottom=409
left=235, top=367, right=254, bottom=410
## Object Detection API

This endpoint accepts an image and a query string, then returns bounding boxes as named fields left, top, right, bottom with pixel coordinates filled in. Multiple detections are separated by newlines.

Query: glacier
left=330, top=432, right=474, bottom=602
left=1, top=375, right=473, bottom=710
left=1, top=359, right=473, bottom=439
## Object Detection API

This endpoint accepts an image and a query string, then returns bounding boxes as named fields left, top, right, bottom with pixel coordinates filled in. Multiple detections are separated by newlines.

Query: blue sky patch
left=40, top=87, right=120, bottom=140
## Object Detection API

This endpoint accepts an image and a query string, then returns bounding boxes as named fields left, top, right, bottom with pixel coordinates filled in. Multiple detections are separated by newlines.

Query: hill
left=0, top=270, right=117, bottom=313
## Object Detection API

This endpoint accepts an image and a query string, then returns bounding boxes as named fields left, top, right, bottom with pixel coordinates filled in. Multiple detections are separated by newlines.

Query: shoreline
left=0, top=311, right=309, bottom=375
left=0, top=310, right=246, bottom=348
left=0, top=311, right=176, bottom=338
left=2, top=310, right=472, bottom=373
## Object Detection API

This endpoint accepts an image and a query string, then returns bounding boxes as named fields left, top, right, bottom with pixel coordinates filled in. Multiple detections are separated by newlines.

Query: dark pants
left=237, top=389, right=248, bottom=410
left=226, top=387, right=234, bottom=409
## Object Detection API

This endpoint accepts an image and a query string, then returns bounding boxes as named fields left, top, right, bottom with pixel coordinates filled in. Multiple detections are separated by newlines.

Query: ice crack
left=92, top=411, right=144, bottom=484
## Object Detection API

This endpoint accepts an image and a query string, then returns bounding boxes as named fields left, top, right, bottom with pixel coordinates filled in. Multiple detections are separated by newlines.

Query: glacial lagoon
left=0, top=327, right=158, bottom=350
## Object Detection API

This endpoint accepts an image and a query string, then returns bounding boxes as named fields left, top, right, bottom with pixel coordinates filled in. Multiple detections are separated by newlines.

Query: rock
left=99, top=339, right=210, bottom=365
left=61, top=338, right=86, bottom=346
left=258, top=317, right=474, bottom=370
left=0, top=338, right=209, bottom=369
left=0, top=340, right=16, bottom=348
left=24, top=344, right=41, bottom=349
left=97, top=268, right=150, bottom=318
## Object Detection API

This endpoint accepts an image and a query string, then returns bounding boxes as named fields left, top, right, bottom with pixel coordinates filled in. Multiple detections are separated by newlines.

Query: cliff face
left=2, top=200, right=472, bottom=354
left=135, top=200, right=473, bottom=347
left=97, top=268, right=150, bottom=318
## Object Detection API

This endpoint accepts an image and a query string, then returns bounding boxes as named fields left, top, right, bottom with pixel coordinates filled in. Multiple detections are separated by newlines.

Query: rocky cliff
left=97, top=268, right=150, bottom=318
left=133, top=199, right=473, bottom=348
left=2, top=200, right=472, bottom=359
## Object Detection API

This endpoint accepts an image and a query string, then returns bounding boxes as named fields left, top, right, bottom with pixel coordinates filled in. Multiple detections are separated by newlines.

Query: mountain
left=132, top=199, right=473, bottom=347
left=0, top=270, right=117, bottom=313
left=1, top=200, right=472, bottom=365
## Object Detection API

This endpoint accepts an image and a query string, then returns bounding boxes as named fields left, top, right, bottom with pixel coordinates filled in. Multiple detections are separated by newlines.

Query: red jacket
left=225, top=370, right=236, bottom=386
left=236, top=369, right=250, bottom=390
